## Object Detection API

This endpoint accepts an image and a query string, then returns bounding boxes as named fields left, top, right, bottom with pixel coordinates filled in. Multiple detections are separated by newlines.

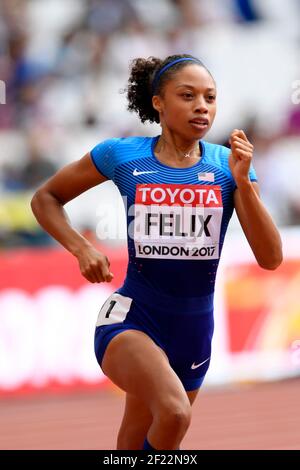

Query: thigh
left=101, top=329, right=190, bottom=414
left=165, top=312, right=214, bottom=392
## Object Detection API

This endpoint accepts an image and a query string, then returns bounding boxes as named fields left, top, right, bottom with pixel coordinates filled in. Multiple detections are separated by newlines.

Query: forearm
left=235, top=179, right=283, bottom=269
left=31, top=189, right=92, bottom=256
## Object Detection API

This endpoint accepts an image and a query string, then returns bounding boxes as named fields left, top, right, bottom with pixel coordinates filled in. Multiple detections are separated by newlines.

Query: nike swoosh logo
left=191, top=357, right=210, bottom=369
left=133, top=169, right=158, bottom=176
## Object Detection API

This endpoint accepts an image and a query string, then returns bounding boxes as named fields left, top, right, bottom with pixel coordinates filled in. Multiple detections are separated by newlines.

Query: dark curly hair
left=126, top=54, right=211, bottom=124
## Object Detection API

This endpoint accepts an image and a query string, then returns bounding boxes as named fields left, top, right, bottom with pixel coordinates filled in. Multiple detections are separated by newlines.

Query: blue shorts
left=94, top=277, right=214, bottom=391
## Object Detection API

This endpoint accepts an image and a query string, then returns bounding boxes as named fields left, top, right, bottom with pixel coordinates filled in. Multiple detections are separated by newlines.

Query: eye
left=182, top=92, right=193, bottom=100
left=207, top=95, right=216, bottom=102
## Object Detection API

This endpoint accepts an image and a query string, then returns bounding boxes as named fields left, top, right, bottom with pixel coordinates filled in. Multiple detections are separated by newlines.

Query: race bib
left=133, top=184, right=223, bottom=260
left=96, top=293, right=132, bottom=327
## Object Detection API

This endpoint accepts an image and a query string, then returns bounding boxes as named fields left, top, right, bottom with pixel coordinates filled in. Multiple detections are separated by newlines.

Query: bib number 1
left=96, top=293, right=133, bottom=327
left=105, top=300, right=116, bottom=318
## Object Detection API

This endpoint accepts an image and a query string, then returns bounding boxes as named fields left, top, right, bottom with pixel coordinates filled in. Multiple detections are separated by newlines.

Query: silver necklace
left=161, top=136, right=199, bottom=159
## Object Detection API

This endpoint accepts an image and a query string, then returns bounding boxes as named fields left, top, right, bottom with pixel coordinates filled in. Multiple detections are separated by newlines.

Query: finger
left=230, top=128, right=241, bottom=137
left=233, top=129, right=249, bottom=143
left=230, top=129, right=250, bottom=144
left=238, top=129, right=249, bottom=142
left=233, top=148, right=252, bottom=160
left=105, top=272, right=114, bottom=283
left=82, top=269, right=97, bottom=283
left=99, top=261, right=114, bottom=282
left=79, top=260, right=98, bottom=283
left=231, top=140, right=253, bottom=153
left=103, top=257, right=114, bottom=282
left=229, top=129, right=239, bottom=144
left=231, top=135, right=253, bottom=148
left=90, top=263, right=105, bottom=283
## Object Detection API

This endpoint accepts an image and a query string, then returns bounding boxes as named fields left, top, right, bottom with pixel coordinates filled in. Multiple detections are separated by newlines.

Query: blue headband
left=152, top=57, right=201, bottom=95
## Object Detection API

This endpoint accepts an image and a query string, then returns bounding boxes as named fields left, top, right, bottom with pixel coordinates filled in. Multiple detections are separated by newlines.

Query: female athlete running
left=31, top=54, right=282, bottom=450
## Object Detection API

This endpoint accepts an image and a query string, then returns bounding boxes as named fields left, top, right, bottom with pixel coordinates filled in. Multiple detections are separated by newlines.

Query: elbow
left=31, top=187, right=48, bottom=217
left=258, top=252, right=283, bottom=271
left=30, top=189, right=41, bottom=216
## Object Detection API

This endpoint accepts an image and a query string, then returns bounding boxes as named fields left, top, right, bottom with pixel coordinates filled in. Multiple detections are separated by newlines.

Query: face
left=152, top=64, right=217, bottom=140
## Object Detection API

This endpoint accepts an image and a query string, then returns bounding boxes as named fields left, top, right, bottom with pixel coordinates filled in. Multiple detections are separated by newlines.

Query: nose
left=193, top=96, right=208, bottom=113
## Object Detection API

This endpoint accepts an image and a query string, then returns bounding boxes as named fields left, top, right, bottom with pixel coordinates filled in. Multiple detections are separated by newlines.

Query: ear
left=152, top=95, right=163, bottom=114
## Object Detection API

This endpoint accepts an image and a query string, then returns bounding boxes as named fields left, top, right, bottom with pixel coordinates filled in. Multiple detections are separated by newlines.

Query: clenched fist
left=75, top=245, right=114, bottom=283
left=229, top=129, right=254, bottom=184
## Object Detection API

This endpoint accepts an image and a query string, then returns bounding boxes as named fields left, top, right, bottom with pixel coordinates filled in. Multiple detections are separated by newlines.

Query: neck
left=158, top=132, right=200, bottom=162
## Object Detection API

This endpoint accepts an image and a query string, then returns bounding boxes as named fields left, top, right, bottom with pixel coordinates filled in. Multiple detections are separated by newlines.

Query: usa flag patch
left=198, top=172, right=214, bottom=182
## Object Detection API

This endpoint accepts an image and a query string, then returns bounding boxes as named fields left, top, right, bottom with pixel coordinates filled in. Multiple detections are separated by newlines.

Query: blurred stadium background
left=0, top=0, right=300, bottom=450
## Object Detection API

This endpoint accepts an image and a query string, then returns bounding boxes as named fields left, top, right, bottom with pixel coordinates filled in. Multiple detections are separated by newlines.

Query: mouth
left=189, top=118, right=209, bottom=130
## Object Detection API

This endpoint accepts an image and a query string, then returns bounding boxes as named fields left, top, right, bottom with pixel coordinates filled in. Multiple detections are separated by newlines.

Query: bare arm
left=229, top=129, right=283, bottom=270
left=31, top=153, right=114, bottom=283
left=234, top=181, right=282, bottom=269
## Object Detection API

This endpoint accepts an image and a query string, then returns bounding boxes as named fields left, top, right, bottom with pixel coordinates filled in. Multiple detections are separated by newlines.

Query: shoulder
left=91, top=136, right=152, bottom=159
left=115, top=135, right=154, bottom=155
left=90, top=136, right=153, bottom=180
left=90, top=137, right=119, bottom=160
